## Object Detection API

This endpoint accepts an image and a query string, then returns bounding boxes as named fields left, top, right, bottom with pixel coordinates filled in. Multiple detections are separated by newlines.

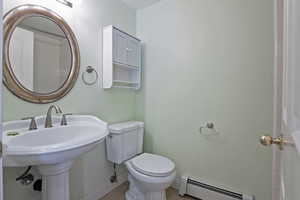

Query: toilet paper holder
left=199, top=122, right=215, bottom=134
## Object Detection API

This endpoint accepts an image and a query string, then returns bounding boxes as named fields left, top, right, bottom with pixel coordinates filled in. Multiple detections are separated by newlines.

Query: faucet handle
left=22, top=117, right=37, bottom=130
left=61, top=113, right=72, bottom=126
left=57, top=106, right=63, bottom=113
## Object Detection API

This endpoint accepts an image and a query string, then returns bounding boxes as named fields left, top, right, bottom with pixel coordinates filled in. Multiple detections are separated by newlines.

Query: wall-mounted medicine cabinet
left=103, top=25, right=141, bottom=89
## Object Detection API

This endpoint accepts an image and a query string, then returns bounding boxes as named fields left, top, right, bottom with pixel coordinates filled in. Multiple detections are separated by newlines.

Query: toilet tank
left=106, top=121, right=144, bottom=164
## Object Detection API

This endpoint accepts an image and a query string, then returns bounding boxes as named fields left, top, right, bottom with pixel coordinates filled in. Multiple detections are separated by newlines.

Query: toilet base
left=125, top=174, right=167, bottom=200
left=125, top=191, right=166, bottom=200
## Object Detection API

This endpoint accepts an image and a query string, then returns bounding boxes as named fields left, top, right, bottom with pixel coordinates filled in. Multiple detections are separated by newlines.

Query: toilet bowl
left=106, top=121, right=176, bottom=200
left=125, top=153, right=176, bottom=200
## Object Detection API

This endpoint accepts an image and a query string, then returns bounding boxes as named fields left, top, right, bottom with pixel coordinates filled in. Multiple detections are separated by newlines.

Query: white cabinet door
left=113, top=28, right=140, bottom=67
left=126, top=37, right=140, bottom=67
left=113, top=30, right=127, bottom=64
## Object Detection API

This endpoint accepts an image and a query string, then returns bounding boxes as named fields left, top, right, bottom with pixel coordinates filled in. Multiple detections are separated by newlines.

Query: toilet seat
left=130, top=153, right=175, bottom=177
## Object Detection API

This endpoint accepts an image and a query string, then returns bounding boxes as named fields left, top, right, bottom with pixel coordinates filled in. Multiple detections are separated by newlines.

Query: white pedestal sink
left=3, top=115, right=108, bottom=200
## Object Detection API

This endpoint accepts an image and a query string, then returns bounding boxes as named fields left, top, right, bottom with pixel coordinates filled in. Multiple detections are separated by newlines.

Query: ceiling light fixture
left=56, top=0, right=73, bottom=8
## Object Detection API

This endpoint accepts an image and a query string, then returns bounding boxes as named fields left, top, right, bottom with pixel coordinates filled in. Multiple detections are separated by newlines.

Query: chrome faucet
left=45, top=105, right=62, bottom=128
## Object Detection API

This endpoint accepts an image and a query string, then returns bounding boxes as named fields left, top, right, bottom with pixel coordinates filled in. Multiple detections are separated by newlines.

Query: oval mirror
left=3, top=5, right=80, bottom=103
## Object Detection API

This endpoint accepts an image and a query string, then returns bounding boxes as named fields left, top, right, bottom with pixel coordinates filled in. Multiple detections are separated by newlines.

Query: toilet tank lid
left=109, top=121, right=144, bottom=134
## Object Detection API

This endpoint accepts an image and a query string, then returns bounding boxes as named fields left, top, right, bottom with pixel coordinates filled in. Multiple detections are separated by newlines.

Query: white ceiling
left=122, top=0, right=161, bottom=9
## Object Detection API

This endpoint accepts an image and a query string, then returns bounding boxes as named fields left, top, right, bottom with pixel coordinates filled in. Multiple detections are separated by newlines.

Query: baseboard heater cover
left=178, top=175, right=254, bottom=200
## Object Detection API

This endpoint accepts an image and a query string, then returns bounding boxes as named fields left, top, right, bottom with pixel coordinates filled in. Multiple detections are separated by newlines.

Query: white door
left=264, top=0, right=300, bottom=200
left=280, top=0, right=300, bottom=199
left=34, top=33, right=61, bottom=92
left=9, top=27, right=34, bottom=90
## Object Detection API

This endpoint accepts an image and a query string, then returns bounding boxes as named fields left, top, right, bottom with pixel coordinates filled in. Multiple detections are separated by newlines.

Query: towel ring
left=82, top=66, right=98, bottom=85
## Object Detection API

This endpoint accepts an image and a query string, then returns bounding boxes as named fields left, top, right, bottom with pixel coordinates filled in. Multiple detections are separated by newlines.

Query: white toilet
left=106, top=121, right=176, bottom=200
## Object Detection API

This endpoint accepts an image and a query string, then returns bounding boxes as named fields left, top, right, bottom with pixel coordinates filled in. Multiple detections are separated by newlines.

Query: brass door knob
left=260, top=135, right=287, bottom=150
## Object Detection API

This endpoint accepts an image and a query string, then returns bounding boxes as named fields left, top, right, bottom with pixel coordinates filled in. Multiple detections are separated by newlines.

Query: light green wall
left=136, top=0, right=273, bottom=199
left=3, top=0, right=136, bottom=200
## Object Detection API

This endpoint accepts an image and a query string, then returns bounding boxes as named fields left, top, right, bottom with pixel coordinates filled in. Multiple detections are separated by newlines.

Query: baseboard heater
left=178, top=175, right=254, bottom=200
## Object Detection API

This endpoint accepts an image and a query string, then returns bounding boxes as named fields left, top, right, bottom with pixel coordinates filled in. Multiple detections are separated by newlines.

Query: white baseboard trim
left=82, top=172, right=128, bottom=200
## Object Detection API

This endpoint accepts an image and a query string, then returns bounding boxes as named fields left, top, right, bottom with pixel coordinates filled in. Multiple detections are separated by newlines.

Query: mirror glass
left=9, top=16, right=72, bottom=94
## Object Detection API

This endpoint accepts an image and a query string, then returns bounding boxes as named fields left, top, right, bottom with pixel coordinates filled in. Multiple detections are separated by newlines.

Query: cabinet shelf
left=113, top=80, right=139, bottom=84
left=113, top=62, right=139, bottom=70
left=103, top=25, right=141, bottom=90
left=112, top=86, right=138, bottom=89
left=112, top=80, right=139, bottom=89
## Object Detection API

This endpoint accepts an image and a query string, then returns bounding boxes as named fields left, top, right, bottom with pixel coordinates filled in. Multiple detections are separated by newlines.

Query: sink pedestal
left=37, top=161, right=73, bottom=200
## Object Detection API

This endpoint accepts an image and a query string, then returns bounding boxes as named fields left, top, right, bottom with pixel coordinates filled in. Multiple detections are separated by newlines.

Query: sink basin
left=4, top=115, right=108, bottom=200
left=3, top=115, right=108, bottom=167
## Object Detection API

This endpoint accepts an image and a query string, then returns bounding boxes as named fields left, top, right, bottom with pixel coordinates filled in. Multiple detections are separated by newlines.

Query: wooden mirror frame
left=3, top=4, right=80, bottom=104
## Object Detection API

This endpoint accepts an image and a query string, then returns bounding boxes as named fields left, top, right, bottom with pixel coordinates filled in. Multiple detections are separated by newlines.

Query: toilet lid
left=131, top=153, right=175, bottom=177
